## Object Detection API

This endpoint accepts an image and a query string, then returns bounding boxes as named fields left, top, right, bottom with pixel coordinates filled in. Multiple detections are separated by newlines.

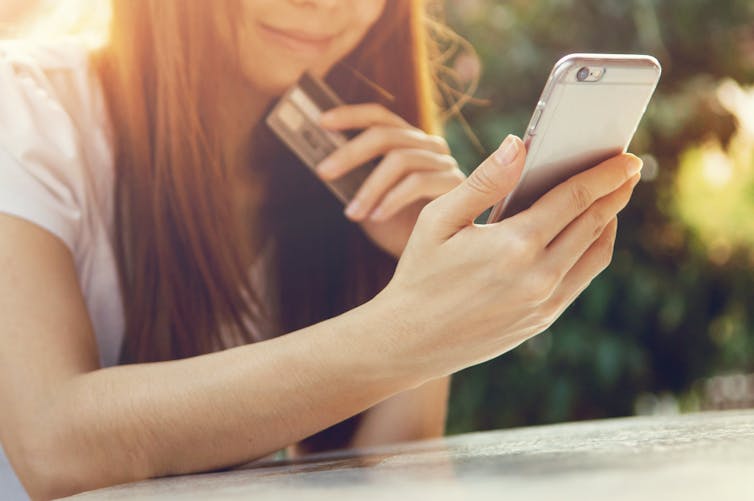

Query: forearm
left=348, top=375, right=450, bottom=448
left=14, top=297, right=424, bottom=499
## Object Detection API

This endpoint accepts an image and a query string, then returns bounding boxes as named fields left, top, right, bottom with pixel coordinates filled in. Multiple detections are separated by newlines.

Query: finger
left=418, top=134, right=525, bottom=242
left=544, top=173, right=639, bottom=276
left=319, top=103, right=411, bottom=130
left=343, top=149, right=458, bottom=221
left=545, top=217, right=618, bottom=316
left=370, top=169, right=466, bottom=222
left=510, top=153, right=642, bottom=246
left=316, top=127, right=450, bottom=180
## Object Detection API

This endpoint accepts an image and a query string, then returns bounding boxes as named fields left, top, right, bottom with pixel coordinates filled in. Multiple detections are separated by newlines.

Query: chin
left=242, top=56, right=335, bottom=97
left=243, top=71, right=293, bottom=97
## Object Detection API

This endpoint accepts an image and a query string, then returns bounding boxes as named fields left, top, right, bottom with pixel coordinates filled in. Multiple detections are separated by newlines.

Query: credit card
left=265, top=72, right=378, bottom=205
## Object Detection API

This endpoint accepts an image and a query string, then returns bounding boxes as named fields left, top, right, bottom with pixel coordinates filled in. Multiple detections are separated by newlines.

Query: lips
left=258, top=23, right=337, bottom=55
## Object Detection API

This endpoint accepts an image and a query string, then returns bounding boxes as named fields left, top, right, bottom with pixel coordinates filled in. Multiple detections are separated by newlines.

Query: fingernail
left=494, top=135, right=520, bottom=166
left=345, top=200, right=362, bottom=219
left=627, top=156, right=643, bottom=176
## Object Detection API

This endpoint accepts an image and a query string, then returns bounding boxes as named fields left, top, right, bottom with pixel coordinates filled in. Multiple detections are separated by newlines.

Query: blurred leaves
left=443, top=0, right=754, bottom=434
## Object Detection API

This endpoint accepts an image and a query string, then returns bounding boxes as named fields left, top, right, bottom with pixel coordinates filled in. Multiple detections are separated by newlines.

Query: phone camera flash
left=577, top=66, right=607, bottom=82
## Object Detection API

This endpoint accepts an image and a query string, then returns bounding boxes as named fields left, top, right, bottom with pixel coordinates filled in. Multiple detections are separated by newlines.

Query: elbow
left=13, top=425, right=107, bottom=500
left=22, top=470, right=86, bottom=501
left=10, top=423, right=150, bottom=500
left=12, top=433, right=90, bottom=500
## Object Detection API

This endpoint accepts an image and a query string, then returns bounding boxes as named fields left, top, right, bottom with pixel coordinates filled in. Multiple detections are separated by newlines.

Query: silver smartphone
left=487, top=53, right=661, bottom=223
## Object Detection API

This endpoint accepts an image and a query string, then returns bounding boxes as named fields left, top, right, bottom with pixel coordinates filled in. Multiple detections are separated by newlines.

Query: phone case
left=487, top=54, right=661, bottom=223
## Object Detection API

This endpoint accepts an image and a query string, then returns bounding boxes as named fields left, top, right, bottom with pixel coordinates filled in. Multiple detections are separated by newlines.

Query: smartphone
left=486, top=53, right=661, bottom=223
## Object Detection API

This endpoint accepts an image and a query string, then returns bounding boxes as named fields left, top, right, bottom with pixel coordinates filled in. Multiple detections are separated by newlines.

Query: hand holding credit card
left=266, top=72, right=377, bottom=205
left=266, top=72, right=464, bottom=224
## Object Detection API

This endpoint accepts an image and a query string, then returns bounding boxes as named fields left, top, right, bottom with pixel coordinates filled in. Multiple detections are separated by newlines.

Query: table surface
left=66, top=409, right=754, bottom=500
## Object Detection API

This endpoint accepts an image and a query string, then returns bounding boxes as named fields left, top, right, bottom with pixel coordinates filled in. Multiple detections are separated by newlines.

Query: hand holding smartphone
left=487, top=53, right=661, bottom=223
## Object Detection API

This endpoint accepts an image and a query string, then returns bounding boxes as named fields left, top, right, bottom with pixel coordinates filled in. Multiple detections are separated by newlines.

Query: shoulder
left=0, top=37, right=92, bottom=72
left=0, top=38, right=109, bottom=153
left=0, top=38, right=114, bottom=258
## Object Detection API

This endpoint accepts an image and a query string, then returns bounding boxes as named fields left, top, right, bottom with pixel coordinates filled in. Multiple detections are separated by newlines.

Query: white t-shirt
left=0, top=39, right=275, bottom=499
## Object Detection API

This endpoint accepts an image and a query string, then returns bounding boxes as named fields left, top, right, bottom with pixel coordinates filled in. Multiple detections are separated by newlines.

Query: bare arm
left=1, top=139, right=643, bottom=500
left=287, top=375, right=449, bottom=458
left=348, top=376, right=450, bottom=448
left=0, top=214, right=423, bottom=500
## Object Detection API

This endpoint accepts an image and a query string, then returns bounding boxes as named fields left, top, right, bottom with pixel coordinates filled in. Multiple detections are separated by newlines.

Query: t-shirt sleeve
left=0, top=47, right=86, bottom=256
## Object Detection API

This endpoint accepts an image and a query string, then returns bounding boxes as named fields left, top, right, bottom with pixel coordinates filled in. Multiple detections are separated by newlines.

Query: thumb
left=427, top=134, right=525, bottom=241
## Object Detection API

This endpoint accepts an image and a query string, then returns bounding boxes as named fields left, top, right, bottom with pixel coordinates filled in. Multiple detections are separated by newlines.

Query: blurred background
left=1, top=0, right=753, bottom=434
left=442, top=0, right=754, bottom=433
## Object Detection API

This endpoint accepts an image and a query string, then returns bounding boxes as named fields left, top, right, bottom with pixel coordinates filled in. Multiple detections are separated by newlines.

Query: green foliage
left=443, top=0, right=754, bottom=433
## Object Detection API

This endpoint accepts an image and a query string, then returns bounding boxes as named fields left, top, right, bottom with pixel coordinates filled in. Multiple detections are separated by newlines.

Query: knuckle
left=450, top=168, right=467, bottom=186
left=367, top=125, right=391, bottom=141
left=505, top=229, right=537, bottom=260
left=403, top=171, right=424, bottom=191
left=453, top=169, right=467, bottom=184
left=592, top=222, right=606, bottom=241
left=383, top=151, right=410, bottom=175
left=391, top=148, right=412, bottom=165
left=569, top=183, right=593, bottom=212
left=443, top=154, right=460, bottom=171
left=362, top=126, right=395, bottom=148
left=517, top=225, right=544, bottom=252
left=539, top=300, right=561, bottom=326
left=537, top=269, right=560, bottom=294
left=590, top=234, right=615, bottom=271
left=430, top=135, right=451, bottom=153
left=524, top=271, right=558, bottom=303
left=600, top=237, right=616, bottom=268
left=588, top=208, right=608, bottom=239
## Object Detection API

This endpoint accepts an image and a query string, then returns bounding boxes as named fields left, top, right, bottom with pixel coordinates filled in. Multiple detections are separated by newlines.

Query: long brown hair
left=93, top=0, right=441, bottom=449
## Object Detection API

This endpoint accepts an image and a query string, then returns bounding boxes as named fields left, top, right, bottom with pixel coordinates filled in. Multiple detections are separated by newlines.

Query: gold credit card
left=265, top=72, right=378, bottom=205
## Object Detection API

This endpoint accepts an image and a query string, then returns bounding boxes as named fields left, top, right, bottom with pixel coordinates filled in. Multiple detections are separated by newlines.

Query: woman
left=0, top=0, right=642, bottom=499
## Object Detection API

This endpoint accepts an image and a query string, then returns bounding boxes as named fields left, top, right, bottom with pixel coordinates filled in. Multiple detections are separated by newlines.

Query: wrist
left=352, top=286, right=438, bottom=390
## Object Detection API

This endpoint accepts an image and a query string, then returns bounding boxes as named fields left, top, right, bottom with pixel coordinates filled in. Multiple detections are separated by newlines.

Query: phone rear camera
left=577, top=67, right=590, bottom=81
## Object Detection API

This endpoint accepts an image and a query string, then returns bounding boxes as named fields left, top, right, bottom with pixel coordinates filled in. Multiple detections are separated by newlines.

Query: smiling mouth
left=258, top=23, right=337, bottom=54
